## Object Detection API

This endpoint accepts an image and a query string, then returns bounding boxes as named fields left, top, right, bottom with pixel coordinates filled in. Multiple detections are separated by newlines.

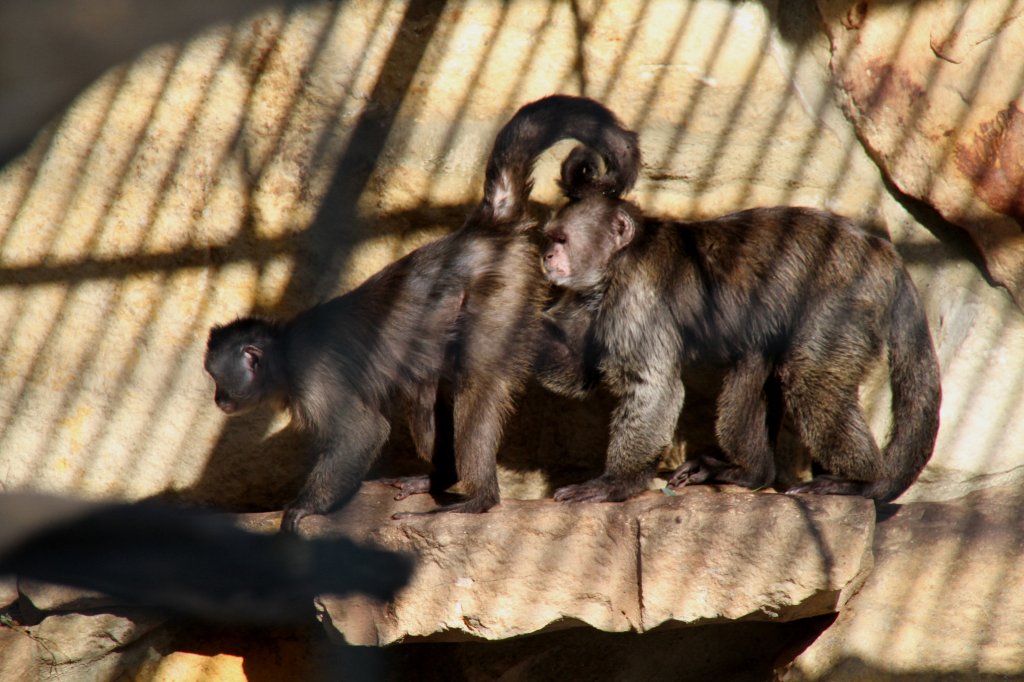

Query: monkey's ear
left=243, top=345, right=263, bottom=371
left=610, top=207, right=636, bottom=250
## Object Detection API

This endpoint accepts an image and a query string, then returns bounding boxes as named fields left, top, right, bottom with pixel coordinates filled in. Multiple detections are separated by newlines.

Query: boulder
left=0, top=610, right=163, bottom=681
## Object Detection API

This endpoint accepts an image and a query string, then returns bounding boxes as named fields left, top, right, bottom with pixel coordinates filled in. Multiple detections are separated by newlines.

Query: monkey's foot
left=392, top=495, right=497, bottom=520
left=786, top=475, right=869, bottom=497
left=667, top=460, right=716, bottom=488
left=668, top=455, right=773, bottom=491
left=552, top=476, right=641, bottom=503
left=280, top=506, right=313, bottom=534
left=378, top=475, right=432, bottom=501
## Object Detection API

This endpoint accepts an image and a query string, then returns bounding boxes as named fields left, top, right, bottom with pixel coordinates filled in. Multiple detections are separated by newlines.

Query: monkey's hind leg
left=392, top=375, right=508, bottom=519
left=669, top=357, right=775, bottom=491
left=779, top=346, right=881, bottom=499
left=382, top=384, right=457, bottom=502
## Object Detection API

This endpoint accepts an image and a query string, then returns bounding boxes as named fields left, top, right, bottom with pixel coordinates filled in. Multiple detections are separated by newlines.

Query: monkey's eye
left=554, top=235, right=567, bottom=244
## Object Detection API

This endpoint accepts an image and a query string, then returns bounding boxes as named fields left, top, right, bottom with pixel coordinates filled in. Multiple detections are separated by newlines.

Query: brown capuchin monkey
left=536, top=143, right=941, bottom=505
left=204, top=96, right=640, bottom=532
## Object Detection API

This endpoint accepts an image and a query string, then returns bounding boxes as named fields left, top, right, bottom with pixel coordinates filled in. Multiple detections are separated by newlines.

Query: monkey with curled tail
left=536, top=136, right=941, bottom=505
left=204, top=95, right=641, bottom=531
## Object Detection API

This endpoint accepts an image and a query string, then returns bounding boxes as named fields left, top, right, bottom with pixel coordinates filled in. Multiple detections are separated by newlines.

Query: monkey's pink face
left=543, top=240, right=573, bottom=286
left=542, top=197, right=633, bottom=292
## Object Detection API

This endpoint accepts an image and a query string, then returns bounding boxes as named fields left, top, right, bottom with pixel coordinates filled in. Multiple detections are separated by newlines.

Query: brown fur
left=540, top=191, right=942, bottom=504
left=204, top=96, right=640, bottom=531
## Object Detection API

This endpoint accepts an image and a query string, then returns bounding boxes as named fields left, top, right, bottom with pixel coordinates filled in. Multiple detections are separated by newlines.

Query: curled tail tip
left=482, top=93, right=642, bottom=218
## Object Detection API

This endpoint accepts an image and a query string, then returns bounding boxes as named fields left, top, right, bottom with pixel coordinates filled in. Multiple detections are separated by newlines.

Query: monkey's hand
left=667, top=453, right=738, bottom=488
left=280, top=506, right=312, bottom=534
left=378, top=475, right=432, bottom=501
left=552, top=475, right=643, bottom=503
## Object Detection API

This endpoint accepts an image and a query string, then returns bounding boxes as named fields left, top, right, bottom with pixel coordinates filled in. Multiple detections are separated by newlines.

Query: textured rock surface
left=0, top=610, right=163, bottom=681
left=278, top=485, right=875, bottom=645
left=818, top=0, right=1024, bottom=306
left=0, top=2, right=1023, bottom=677
left=786, top=485, right=1024, bottom=680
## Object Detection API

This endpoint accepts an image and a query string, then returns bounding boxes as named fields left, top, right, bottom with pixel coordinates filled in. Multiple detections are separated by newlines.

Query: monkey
left=204, top=95, right=641, bottom=532
left=537, top=145, right=942, bottom=505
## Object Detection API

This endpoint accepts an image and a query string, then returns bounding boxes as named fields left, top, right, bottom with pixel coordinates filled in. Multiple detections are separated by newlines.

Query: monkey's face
left=204, top=343, right=266, bottom=416
left=543, top=197, right=635, bottom=291
left=204, top=322, right=277, bottom=416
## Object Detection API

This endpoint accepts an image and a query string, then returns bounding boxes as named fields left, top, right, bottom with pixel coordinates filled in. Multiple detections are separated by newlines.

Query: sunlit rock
left=299, top=485, right=874, bottom=645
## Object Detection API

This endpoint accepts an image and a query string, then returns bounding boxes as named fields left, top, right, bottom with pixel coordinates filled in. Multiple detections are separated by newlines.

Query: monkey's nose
left=216, top=399, right=238, bottom=414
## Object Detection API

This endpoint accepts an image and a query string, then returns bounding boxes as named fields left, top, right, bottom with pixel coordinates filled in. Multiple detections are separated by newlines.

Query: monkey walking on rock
left=536, top=143, right=942, bottom=505
left=204, top=95, right=641, bottom=532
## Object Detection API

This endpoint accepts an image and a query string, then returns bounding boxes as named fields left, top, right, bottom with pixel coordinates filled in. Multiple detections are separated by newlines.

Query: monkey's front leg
left=281, top=410, right=391, bottom=533
left=554, top=375, right=684, bottom=503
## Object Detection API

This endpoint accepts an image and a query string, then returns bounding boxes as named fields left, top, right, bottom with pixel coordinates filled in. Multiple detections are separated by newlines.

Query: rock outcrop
left=819, top=0, right=1024, bottom=307
left=286, top=485, right=875, bottom=645
left=788, top=485, right=1024, bottom=680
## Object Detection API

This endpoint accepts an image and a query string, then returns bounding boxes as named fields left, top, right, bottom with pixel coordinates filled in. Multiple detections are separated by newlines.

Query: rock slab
left=788, top=485, right=1024, bottom=679
left=289, top=485, right=876, bottom=645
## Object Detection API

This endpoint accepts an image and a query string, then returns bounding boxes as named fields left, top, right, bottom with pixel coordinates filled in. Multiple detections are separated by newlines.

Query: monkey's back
left=633, top=206, right=907, bottom=364
left=283, top=223, right=545, bottom=422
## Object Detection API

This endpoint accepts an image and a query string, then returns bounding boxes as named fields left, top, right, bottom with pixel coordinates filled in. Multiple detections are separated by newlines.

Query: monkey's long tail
left=477, top=95, right=640, bottom=225
left=870, top=268, right=941, bottom=503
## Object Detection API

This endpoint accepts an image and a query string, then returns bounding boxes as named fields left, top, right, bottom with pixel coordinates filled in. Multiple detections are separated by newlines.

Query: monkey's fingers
left=391, top=497, right=494, bottom=520
left=668, top=453, right=740, bottom=488
left=280, top=506, right=311, bottom=534
left=667, top=461, right=708, bottom=488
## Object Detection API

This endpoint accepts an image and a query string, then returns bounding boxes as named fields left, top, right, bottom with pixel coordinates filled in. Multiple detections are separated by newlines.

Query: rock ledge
left=241, top=485, right=876, bottom=646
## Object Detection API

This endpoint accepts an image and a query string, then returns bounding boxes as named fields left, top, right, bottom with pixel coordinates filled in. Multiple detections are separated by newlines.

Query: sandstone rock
left=786, top=485, right=1024, bottom=679
left=0, top=627, right=38, bottom=682
left=18, top=579, right=118, bottom=615
left=0, top=610, right=163, bottom=680
left=304, top=485, right=874, bottom=645
left=130, top=651, right=249, bottom=682
left=817, top=0, right=1024, bottom=307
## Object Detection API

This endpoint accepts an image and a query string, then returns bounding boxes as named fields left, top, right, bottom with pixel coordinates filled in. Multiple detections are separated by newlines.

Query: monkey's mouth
left=215, top=399, right=240, bottom=414
left=542, top=266, right=570, bottom=287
